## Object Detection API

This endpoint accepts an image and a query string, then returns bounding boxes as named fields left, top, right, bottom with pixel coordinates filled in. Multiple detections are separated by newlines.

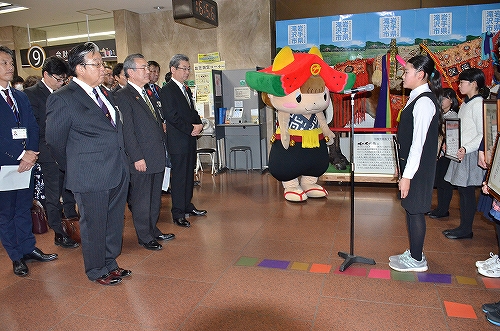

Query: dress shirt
left=73, top=77, right=116, bottom=123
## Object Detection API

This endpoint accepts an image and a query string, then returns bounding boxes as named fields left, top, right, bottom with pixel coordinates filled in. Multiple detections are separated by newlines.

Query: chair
left=196, top=148, right=217, bottom=174
left=228, top=146, right=253, bottom=173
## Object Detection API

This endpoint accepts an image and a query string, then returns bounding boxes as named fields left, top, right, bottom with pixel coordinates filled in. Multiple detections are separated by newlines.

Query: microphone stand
left=337, top=91, right=376, bottom=271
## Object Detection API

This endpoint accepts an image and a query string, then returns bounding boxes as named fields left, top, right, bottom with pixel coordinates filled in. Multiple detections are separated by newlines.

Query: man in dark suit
left=111, top=63, right=126, bottom=94
left=24, top=56, right=79, bottom=249
left=160, top=54, right=207, bottom=228
left=0, top=45, right=58, bottom=277
left=115, top=53, right=175, bottom=251
left=46, top=42, right=130, bottom=286
left=145, top=60, right=161, bottom=100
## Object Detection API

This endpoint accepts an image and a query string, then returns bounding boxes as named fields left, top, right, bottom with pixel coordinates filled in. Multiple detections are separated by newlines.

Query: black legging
left=457, top=185, right=477, bottom=234
left=406, top=211, right=426, bottom=261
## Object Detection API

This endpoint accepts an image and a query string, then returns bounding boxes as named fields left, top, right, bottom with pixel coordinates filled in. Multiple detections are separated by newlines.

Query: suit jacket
left=24, top=81, right=53, bottom=163
left=159, top=80, right=201, bottom=154
left=0, top=88, right=39, bottom=166
left=45, top=80, right=129, bottom=193
left=115, top=84, right=166, bottom=174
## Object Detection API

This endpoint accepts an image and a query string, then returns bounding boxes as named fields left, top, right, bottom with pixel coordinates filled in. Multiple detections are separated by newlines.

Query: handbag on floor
left=61, top=217, right=81, bottom=243
left=31, top=200, right=48, bottom=234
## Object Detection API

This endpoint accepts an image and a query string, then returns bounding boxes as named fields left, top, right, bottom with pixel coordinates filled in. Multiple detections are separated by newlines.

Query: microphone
left=343, top=84, right=374, bottom=94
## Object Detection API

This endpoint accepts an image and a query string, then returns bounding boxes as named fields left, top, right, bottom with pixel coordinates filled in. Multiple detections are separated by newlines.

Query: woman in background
left=443, top=68, right=490, bottom=239
left=428, top=88, right=460, bottom=219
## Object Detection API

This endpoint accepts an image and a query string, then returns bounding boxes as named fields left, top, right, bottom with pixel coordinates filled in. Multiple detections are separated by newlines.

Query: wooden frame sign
left=486, top=132, right=500, bottom=201
left=483, top=99, right=500, bottom=165
left=444, top=118, right=461, bottom=162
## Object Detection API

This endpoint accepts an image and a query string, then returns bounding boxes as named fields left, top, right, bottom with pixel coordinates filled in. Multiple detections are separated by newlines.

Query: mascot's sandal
left=246, top=46, right=355, bottom=202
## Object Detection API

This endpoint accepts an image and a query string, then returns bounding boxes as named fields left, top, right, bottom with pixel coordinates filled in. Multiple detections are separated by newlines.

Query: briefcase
left=61, top=217, right=81, bottom=243
left=31, top=200, right=48, bottom=234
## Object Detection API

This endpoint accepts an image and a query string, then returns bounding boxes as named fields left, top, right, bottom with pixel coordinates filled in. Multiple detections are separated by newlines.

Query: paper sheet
left=0, top=165, right=32, bottom=191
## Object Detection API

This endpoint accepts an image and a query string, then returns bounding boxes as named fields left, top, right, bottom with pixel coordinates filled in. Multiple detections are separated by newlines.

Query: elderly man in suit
left=160, top=54, right=207, bottom=228
left=0, top=45, right=58, bottom=277
left=115, top=53, right=175, bottom=251
left=46, top=42, right=130, bottom=286
left=24, top=55, right=80, bottom=249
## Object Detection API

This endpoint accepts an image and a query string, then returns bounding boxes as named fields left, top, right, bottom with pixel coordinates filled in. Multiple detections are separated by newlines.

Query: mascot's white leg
left=301, top=175, right=328, bottom=198
left=282, top=178, right=307, bottom=202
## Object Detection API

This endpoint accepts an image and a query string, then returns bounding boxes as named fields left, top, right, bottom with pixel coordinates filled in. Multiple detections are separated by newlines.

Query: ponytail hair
left=458, top=68, right=490, bottom=99
left=408, top=55, right=443, bottom=135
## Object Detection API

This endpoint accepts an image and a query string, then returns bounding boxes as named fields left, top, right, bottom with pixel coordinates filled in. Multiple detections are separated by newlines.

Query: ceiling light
left=47, top=30, right=115, bottom=43
left=154, top=6, right=165, bottom=10
left=0, top=3, right=28, bottom=14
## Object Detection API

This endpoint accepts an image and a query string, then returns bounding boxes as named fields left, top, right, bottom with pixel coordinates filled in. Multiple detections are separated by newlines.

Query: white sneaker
left=389, top=251, right=428, bottom=272
left=389, top=249, right=426, bottom=263
left=476, top=252, right=499, bottom=268
left=478, top=258, right=500, bottom=278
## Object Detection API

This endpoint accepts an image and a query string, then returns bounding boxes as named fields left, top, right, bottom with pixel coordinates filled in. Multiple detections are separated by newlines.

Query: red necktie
left=2, top=89, right=20, bottom=124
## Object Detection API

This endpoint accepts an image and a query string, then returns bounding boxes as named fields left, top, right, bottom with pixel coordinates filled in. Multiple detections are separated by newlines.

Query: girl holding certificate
left=443, top=68, right=490, bottom=239
left=389, top=55, right=442, bottom=272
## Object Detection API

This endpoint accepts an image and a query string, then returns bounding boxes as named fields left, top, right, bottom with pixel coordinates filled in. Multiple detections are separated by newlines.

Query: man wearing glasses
left=46, top=42, right=130, bottom=286
left=116, top=53, right=175, bottom=251
left=160, top=54, right=207, bottom=228
left=25, top=56, right=80, bottom=249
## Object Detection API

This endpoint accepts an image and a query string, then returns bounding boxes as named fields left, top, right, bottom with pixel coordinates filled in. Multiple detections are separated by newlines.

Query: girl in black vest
left=389, top=55, right=442, bottom=272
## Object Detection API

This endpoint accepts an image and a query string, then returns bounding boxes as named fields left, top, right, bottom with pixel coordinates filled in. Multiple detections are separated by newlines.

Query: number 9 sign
left=27, top=45, right=46, bottom=69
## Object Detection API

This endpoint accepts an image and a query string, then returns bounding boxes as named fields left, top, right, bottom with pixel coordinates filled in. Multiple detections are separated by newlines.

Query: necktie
left=2, top=89, right=20, bottom=124
left=182, top=85, right=191, bottom=105
left=92, top=88, right=115, bottom=127
left=142, top=89, right=158, bottom=122
left=150, top=84, right=160, bottom=100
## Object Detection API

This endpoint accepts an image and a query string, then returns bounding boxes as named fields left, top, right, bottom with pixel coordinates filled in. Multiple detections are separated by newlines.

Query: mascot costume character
left=246, top=46, right=355, bottom=202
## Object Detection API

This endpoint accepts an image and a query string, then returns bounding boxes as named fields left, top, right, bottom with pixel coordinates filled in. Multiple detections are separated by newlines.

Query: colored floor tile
left=482, top=277, right=500, bottom=289
left=290, top=262, right=309, bottom=271
left=368, top=269, right=391, bottom=279
left=333, top=266, right=367, bottom=276
left=444, top=301, right=478, bottom=319
left=456, top=276, right=478, bottom=285
left=235, top=256, right=259, bottom=266
left=390, top=270, right=416, bottom=282
left=417, top=273, right=452, bottom=284
left=309, top=263, right=331, bottom=273
left=258, top=259, right=290, bottom=269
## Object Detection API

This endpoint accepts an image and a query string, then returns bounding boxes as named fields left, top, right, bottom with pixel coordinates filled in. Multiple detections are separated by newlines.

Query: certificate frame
left=483, top=99, right=500, bottom=165
left=486, top=132, right=500, bottom=201
left=444, top=118, right=461, bottom=162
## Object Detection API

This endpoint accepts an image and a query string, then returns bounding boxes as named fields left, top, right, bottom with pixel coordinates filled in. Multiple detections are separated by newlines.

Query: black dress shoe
left=23, top=247, right=58, bottom=262
left=13, top=259, right=28, bottom=277
left=155, top=233, right=175, bottom=241
left=188, top=208, right=207, bottom=216
left=173, top=217, right=191, bottom=227
left=428, top=211, right=449, bottom=219
left=94, top=273, right=122, bottom=286
left=55, top=233, right=79, bottom=248
left=141, top=240, right=162, bottom=251
left=110, top=267, right=132, bottom=278
left=444, top=231, right=473, bottom=239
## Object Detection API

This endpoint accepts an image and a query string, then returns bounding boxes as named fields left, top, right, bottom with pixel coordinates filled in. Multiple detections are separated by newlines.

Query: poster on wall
left=276, top=4, right=500, bottom=67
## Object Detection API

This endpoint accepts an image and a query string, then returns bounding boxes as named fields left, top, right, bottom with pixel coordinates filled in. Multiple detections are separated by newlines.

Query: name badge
left=12, top=127, right=27, bottom=139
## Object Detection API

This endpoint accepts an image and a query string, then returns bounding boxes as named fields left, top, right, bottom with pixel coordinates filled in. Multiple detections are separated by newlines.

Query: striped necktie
left=2, top=89, right=20, bottom=124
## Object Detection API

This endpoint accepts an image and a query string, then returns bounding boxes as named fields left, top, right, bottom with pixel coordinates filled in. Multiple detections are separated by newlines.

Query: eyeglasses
left=176, top=66, right=191, bottom=72
left=132, top=66, right=150, bottom=71
left=50, top=74, right=66, bottom=83
left=82, top=62, right=104, bottom=68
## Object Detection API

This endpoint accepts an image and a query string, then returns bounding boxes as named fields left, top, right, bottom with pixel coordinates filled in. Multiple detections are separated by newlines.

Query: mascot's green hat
left=246, top=46, right=355, bottom=97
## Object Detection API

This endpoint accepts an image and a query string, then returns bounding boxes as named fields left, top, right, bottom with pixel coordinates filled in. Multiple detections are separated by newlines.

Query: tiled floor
left=1, top=170, right=500, bottom=330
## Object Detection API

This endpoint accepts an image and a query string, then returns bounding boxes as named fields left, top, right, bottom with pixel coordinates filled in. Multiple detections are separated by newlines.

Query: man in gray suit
left=46, top=42, right=131, bottom=286
left=116, top=53, right=175, bottom=251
